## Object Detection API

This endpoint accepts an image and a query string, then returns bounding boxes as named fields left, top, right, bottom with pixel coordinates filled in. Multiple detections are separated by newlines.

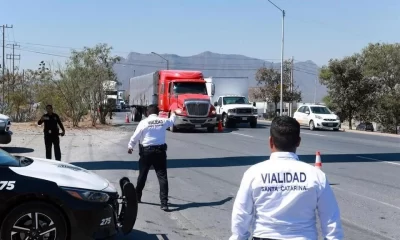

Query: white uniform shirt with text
left=128, top=113, right=176, bottom=149
left=230, top=152, right=344, bottom=240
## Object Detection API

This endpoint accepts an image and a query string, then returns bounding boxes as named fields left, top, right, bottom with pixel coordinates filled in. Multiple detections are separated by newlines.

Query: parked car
left=293, top=104, right=341, bottom=131
left=356, top=122, right=374, bottom=131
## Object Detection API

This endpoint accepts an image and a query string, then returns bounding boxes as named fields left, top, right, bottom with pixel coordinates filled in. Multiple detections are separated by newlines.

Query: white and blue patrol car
left=0, top=149, right=138, bottom=240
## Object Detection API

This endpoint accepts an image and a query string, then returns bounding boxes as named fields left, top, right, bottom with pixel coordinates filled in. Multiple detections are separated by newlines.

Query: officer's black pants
left=136, top=149, right=168, bottom=205
left=44, top=134, right=61, bottom=161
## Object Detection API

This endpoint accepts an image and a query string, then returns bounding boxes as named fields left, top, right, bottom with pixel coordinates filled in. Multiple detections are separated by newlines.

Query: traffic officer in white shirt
left=230, top=116, right=344, bottom=240
left=128, top=104, right=177, bottom=211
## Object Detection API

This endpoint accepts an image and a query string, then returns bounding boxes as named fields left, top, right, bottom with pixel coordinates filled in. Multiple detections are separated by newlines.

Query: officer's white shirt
left=230, top=152, right=344, bottom=240
left=128, top=113, right=176, bottom=149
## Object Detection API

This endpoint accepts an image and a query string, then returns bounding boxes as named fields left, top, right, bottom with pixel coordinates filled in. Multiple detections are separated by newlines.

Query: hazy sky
left=2, top=0, right=399, bottom=70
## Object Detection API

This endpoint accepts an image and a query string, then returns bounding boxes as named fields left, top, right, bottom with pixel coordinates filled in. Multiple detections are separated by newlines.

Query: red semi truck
left=129, top=70, right=217, bottom=132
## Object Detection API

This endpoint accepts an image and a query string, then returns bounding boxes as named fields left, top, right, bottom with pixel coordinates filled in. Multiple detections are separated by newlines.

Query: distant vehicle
left=0, top=113, right=12, bottom=144
left=356, top=122, right=374, bottom=131
left=0, top=149, right=138, bottom=239
left=204, top=77, right=258, bottom=128
left=129, top=70, right=217, bottom=132
left=293, top=104, right=341, bottom=131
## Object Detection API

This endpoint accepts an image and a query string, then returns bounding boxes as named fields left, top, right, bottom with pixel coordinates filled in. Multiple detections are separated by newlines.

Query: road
left=72, top=112, right=400, bottom=240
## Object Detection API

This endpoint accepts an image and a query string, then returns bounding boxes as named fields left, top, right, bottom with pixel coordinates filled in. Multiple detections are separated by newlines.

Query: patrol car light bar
left=62, top=187, right=110, bottom=203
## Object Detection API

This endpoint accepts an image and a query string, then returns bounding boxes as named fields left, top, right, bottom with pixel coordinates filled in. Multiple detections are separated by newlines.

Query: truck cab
left=157, top=71, right=217, bottom=132
left=214, top=95, right=258, bottom=128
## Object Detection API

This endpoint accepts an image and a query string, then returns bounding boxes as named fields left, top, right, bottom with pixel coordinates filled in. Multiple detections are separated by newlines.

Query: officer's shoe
left=160, top=204, right=169, bottom=211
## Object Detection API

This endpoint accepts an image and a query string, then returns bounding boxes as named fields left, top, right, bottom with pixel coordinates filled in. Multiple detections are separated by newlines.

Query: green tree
left=361, top=43, right=400, bottom=134
left=62, top=43, right=120, bottom=126
left=251, top=60, right=302, bottom=115
left=319, top=54, right=377, bottom=129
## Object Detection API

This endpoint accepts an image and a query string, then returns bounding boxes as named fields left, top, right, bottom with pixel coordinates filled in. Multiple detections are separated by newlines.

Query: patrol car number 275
left=0, top=149, right=138, bottom=240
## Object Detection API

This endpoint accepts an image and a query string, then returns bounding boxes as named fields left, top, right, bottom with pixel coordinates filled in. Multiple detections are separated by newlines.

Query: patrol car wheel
left=1, top=201, right=68, bottom=240
left=309, top=120, right=315, bottom=131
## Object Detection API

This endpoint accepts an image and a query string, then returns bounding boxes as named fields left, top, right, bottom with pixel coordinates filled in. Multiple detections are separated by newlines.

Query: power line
left=4, top=45, right=320, bottom=74
left=3, top=39, right=318, bottom=63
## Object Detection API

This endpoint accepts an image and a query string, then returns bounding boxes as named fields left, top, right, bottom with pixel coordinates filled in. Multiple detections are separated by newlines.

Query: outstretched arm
left=164, top=110, right=177, bottom=129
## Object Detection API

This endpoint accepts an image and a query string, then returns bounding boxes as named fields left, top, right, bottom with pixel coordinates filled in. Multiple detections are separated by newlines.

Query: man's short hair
left=270, top=116, right=300, bottom=151
left=147, top=104, right=159, bottom=115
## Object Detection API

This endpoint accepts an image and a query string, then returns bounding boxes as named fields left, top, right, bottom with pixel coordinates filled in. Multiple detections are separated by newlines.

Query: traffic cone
left=217, top=120, right=223, bottom=132
left=125, top=113, right=130, bottom=123
left=315, top=151, right=322, bottom=169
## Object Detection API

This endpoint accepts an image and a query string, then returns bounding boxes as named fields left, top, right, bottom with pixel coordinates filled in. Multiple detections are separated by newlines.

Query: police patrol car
left=0, top=149, right=138, bottom=240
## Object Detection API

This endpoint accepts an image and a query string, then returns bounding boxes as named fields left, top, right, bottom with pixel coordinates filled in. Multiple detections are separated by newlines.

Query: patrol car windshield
left=310, top=106, right=331, bottom=114
left=223, top=97, right=249, bottom=104
left=0, top=149, right=19, bottom=167
left=172, top=82, right=207, bottom=95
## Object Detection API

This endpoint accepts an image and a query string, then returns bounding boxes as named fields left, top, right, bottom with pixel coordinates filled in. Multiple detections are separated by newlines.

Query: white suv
left=293, top=104, right=341, bottom=131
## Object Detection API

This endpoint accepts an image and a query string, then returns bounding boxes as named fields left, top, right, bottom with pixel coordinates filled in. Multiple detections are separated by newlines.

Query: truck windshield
left=173, top=82, right=207, bottom=95
left=223, top=97, right=249, bottom=104
left=0, top=149, right=19, bottom=167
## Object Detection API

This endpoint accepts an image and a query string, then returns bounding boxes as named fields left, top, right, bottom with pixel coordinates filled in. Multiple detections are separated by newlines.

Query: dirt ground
left=11, top=114, right=114, bottom=134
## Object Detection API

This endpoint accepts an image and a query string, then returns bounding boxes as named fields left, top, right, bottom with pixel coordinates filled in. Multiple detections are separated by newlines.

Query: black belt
left=253, top=238, right=277, bottom=240
left=140, top=143, right=167, bottom=152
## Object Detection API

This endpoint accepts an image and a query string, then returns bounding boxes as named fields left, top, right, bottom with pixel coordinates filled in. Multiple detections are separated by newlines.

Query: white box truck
left=204, top=77, right=258, bottom=128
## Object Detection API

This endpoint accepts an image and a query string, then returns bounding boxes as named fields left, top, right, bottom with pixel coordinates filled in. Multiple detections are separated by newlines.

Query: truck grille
left=324, top=119, right=336, bottom=121
left=185, top=102, right=209, bottom=116
left=236, top=108, right=252, bottom=114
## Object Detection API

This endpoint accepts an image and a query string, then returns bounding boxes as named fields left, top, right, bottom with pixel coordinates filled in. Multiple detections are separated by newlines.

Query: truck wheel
left=169, top=125, right=178, bottom=132
left=207, top=126, right=215, bottom=133
left=250, top=120, right=257, bottom=128
left=222, top=114, right=231, bottom=128
left=1, top=201, right=68, bottom=240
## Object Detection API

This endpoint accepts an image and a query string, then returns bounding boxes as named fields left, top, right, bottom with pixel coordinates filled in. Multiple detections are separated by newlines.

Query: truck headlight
left=62, top=187, right=110, bottom=202
left=228, top=109, right=236, bottom=113
left=175, top=109, right=182, bottom=114
left=336, top=116, right=340, bottom=120
left=315, top=115, right=322, bottom=119
left=210, top=110, right=216, bottom=115
left=253, top=109, right=258, bottom=114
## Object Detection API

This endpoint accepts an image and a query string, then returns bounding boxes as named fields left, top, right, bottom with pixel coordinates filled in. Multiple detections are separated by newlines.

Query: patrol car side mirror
left=305, top=111, right=310, bottom=115
left=214, top=102, right=218, bottom=107
left=253, top=102, right=256, bottom=107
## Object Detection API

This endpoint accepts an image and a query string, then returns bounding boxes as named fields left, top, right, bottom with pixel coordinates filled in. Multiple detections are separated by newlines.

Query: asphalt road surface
left=77, top=113, right=400, bottom=240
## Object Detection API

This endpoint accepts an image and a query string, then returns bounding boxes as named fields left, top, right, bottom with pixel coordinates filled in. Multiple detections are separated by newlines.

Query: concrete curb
left=258, top=119, right=399, bottom=138
left=341, top=128, right=400, bottom=138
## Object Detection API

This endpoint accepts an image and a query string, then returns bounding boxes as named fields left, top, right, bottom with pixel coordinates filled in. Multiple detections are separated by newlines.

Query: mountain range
left=113, top=51, right=327, bottom=103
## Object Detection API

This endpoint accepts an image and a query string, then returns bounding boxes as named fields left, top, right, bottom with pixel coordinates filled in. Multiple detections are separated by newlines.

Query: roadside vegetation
left=0, top=43, right=120, bottom=128
left=319, top=43, right=400, bottom=134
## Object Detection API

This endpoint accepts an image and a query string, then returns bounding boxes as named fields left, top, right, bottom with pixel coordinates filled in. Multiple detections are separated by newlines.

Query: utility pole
left=151, top=52, right=169, bottom=70
left=267, top=0, right=285, bottom=116
left=2, top=24, right=13, bottom=108
left=314, top=75, right=317, bottom=104
left=6, top=43, right=20, bottom=105
left=289, top=56, right=294, bottom=117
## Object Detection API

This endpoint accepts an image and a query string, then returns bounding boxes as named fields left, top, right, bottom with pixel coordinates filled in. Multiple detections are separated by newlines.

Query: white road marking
left=332, top=186, right=400, bottom=211
left=356, top=156, right=400, bottom=166
left=230, top=132, right=254, bottom=138
left=156, top=235, right=164, bottom=240
left=300, top=132, right=326, bottom=137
